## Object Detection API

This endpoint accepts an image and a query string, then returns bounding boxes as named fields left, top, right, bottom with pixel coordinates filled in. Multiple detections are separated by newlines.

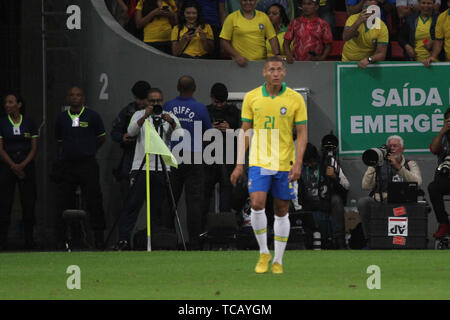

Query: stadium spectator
left=163, top=76, right=212, bottom=250
left=318, top=0, right=336, bottom=37
left=423, top=0, right=450, bottom=66
left=171, top=1, right=214, bottom=58
left=398, top=0, right=439, bottom=61
left=177, top=0, right=227, bottom=58
left=114, top=88, right=181, bottom=250
left=357, top=135, right=422, bottom=246
left=54, top=86, right=107, bottom=250
left=266, top=3, right=291, bottom=57
left=256, top=0, right=296, bottom=20
left=220, top=0, right=280, bottom=67
left=111, top=81, right=151, bottom=207
left=347, top=0, right=396, bottom=24
left=0, top=93, right=38, bottom=250
left=202, top=83, right=240, bottom=232
left=135, top=0, right=178, bottom=54
left=428, top=107, right=450, bottom=239
left=284, top=0, right=333, bottom=63
left=342, top=0, right=389, bottom=68
left=297, top=142, right=350, bottom=249
left=114, top=0, right=142, bottom=39
left=396, top=0, right=441, bottom=20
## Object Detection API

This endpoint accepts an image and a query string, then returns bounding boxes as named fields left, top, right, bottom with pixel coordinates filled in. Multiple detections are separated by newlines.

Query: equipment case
left=369, top=203, right=429, bottom=249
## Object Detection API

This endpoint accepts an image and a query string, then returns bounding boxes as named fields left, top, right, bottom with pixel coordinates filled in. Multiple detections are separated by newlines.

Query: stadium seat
left=391, top=41, right=405, bottom=60
left=334, top=11, right=348, bottom=28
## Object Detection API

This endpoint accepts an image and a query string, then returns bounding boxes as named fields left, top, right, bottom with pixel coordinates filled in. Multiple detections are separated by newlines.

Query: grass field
left=0, top=250, right=449, bottom=300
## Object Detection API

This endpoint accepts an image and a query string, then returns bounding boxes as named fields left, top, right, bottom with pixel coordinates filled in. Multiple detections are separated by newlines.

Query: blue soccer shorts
left=248, top=166, right=295, bottom=200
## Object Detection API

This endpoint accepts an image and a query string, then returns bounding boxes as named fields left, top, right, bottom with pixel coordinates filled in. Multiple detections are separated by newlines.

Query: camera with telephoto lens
left=362, top=144, right=391, bottom=166
left=152, top=104, right=163, bottom=127
left=436, top=152, right=450, bottom=177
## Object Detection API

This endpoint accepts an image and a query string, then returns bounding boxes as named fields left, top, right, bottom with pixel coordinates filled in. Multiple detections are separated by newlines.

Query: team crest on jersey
left=280, top=106, right=287, bottom=115
left=259, top=24, right=264, bottom=31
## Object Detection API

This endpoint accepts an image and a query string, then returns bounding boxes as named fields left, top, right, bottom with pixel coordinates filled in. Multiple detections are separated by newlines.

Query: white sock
left=251, top=208, right=269, bottom=254
left=273, top=214, right=290, bottom=265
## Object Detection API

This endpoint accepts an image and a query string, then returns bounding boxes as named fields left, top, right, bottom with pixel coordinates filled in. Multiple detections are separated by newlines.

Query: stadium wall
left=28, top=0, right=445, bottom=247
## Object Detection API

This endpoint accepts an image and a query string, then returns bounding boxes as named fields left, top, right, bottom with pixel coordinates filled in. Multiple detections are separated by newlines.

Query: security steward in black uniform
left=0, top=93, right=39, bottom=250
left=54, top=86, right=107, bottom=249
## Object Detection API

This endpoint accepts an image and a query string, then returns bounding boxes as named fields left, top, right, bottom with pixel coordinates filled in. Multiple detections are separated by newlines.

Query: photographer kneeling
left=113, top=88, right=181, bottom=250
left=357, top=135, right=422, bottom=246
left=428, top=108, right=450, bottom=238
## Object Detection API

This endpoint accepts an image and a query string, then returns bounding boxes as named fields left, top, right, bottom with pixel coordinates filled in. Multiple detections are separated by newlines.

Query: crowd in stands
left=109, top=0, right=450, bottom=65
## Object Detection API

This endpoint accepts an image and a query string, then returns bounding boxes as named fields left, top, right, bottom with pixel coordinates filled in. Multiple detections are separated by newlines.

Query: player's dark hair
left=265, top=55, right=287, bottom=68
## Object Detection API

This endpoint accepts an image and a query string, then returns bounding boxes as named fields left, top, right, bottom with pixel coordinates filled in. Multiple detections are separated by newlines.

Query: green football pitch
left=0, top=250, right=449, bottom=300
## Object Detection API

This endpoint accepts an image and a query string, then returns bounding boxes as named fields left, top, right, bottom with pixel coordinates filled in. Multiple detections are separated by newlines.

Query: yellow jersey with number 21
left=241, top=82, right=307, bottom=172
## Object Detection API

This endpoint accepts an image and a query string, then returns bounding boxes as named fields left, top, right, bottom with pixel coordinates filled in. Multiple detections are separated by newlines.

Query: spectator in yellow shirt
left=423, top=0, right=450, bottom=66
left=398, top=0, right=439, bottom=62
left=135, top=0, right=178, bottom=54
left=342, top=0, right=389, bottom=68
left=171, top=1, right=214, bottom=58
left=265, top=3, right=291, bottom=57
left=220, top=0, right=281, bottom=67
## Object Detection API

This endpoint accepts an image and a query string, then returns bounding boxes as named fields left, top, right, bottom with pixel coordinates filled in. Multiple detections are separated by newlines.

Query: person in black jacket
left=111, top=81, right=151, bottom=206
left=398, top=0, right=439, bottom=62
left=202, top=83, right=240, bottom=232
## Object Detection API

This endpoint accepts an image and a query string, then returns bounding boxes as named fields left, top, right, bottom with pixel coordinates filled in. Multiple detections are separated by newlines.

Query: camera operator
left=357, top=135, right=422, bottom=245
left=298, top=142, right=350, bottom=249
left=113, top=88, right=181, bottom=250
left=428, top=107, right=450, bottom=238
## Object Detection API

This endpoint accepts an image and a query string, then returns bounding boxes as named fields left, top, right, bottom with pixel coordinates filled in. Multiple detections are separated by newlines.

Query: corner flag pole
left=146, top=153, right=151, bottom=252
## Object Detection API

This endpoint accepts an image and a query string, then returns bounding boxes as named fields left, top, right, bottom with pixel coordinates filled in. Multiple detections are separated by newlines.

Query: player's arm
left=290, top=123, right=307, bottom=182
left=230, top=121, right=252, bottom=186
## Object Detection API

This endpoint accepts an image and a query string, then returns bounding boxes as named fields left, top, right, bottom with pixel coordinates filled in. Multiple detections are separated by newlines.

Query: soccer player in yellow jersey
left=423, top=0, right=450, bottom=66
left=230, top=56, right=308, bottom=274
left=342, top=0, right=388, bottom=68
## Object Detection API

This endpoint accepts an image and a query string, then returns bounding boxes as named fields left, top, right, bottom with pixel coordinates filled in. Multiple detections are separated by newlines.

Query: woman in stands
left=398, top=0, right=440, bottom=62
left=0, top=93, right=39, bottom=250
left=135, top=0, right=178, bottom=54
left=171, top=1, right=214, bottom=58
left=266, top=3, right=291, bottom=57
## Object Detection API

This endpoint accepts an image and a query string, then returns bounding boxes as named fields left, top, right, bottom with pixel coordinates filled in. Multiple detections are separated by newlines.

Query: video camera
left=362, top=144, right=391, bottom=167
left=436, top=151, right=450, bottom=177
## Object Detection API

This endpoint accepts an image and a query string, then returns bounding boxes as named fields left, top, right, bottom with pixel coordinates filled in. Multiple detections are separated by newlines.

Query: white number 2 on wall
left=99, top=73, right=109, bottom=100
